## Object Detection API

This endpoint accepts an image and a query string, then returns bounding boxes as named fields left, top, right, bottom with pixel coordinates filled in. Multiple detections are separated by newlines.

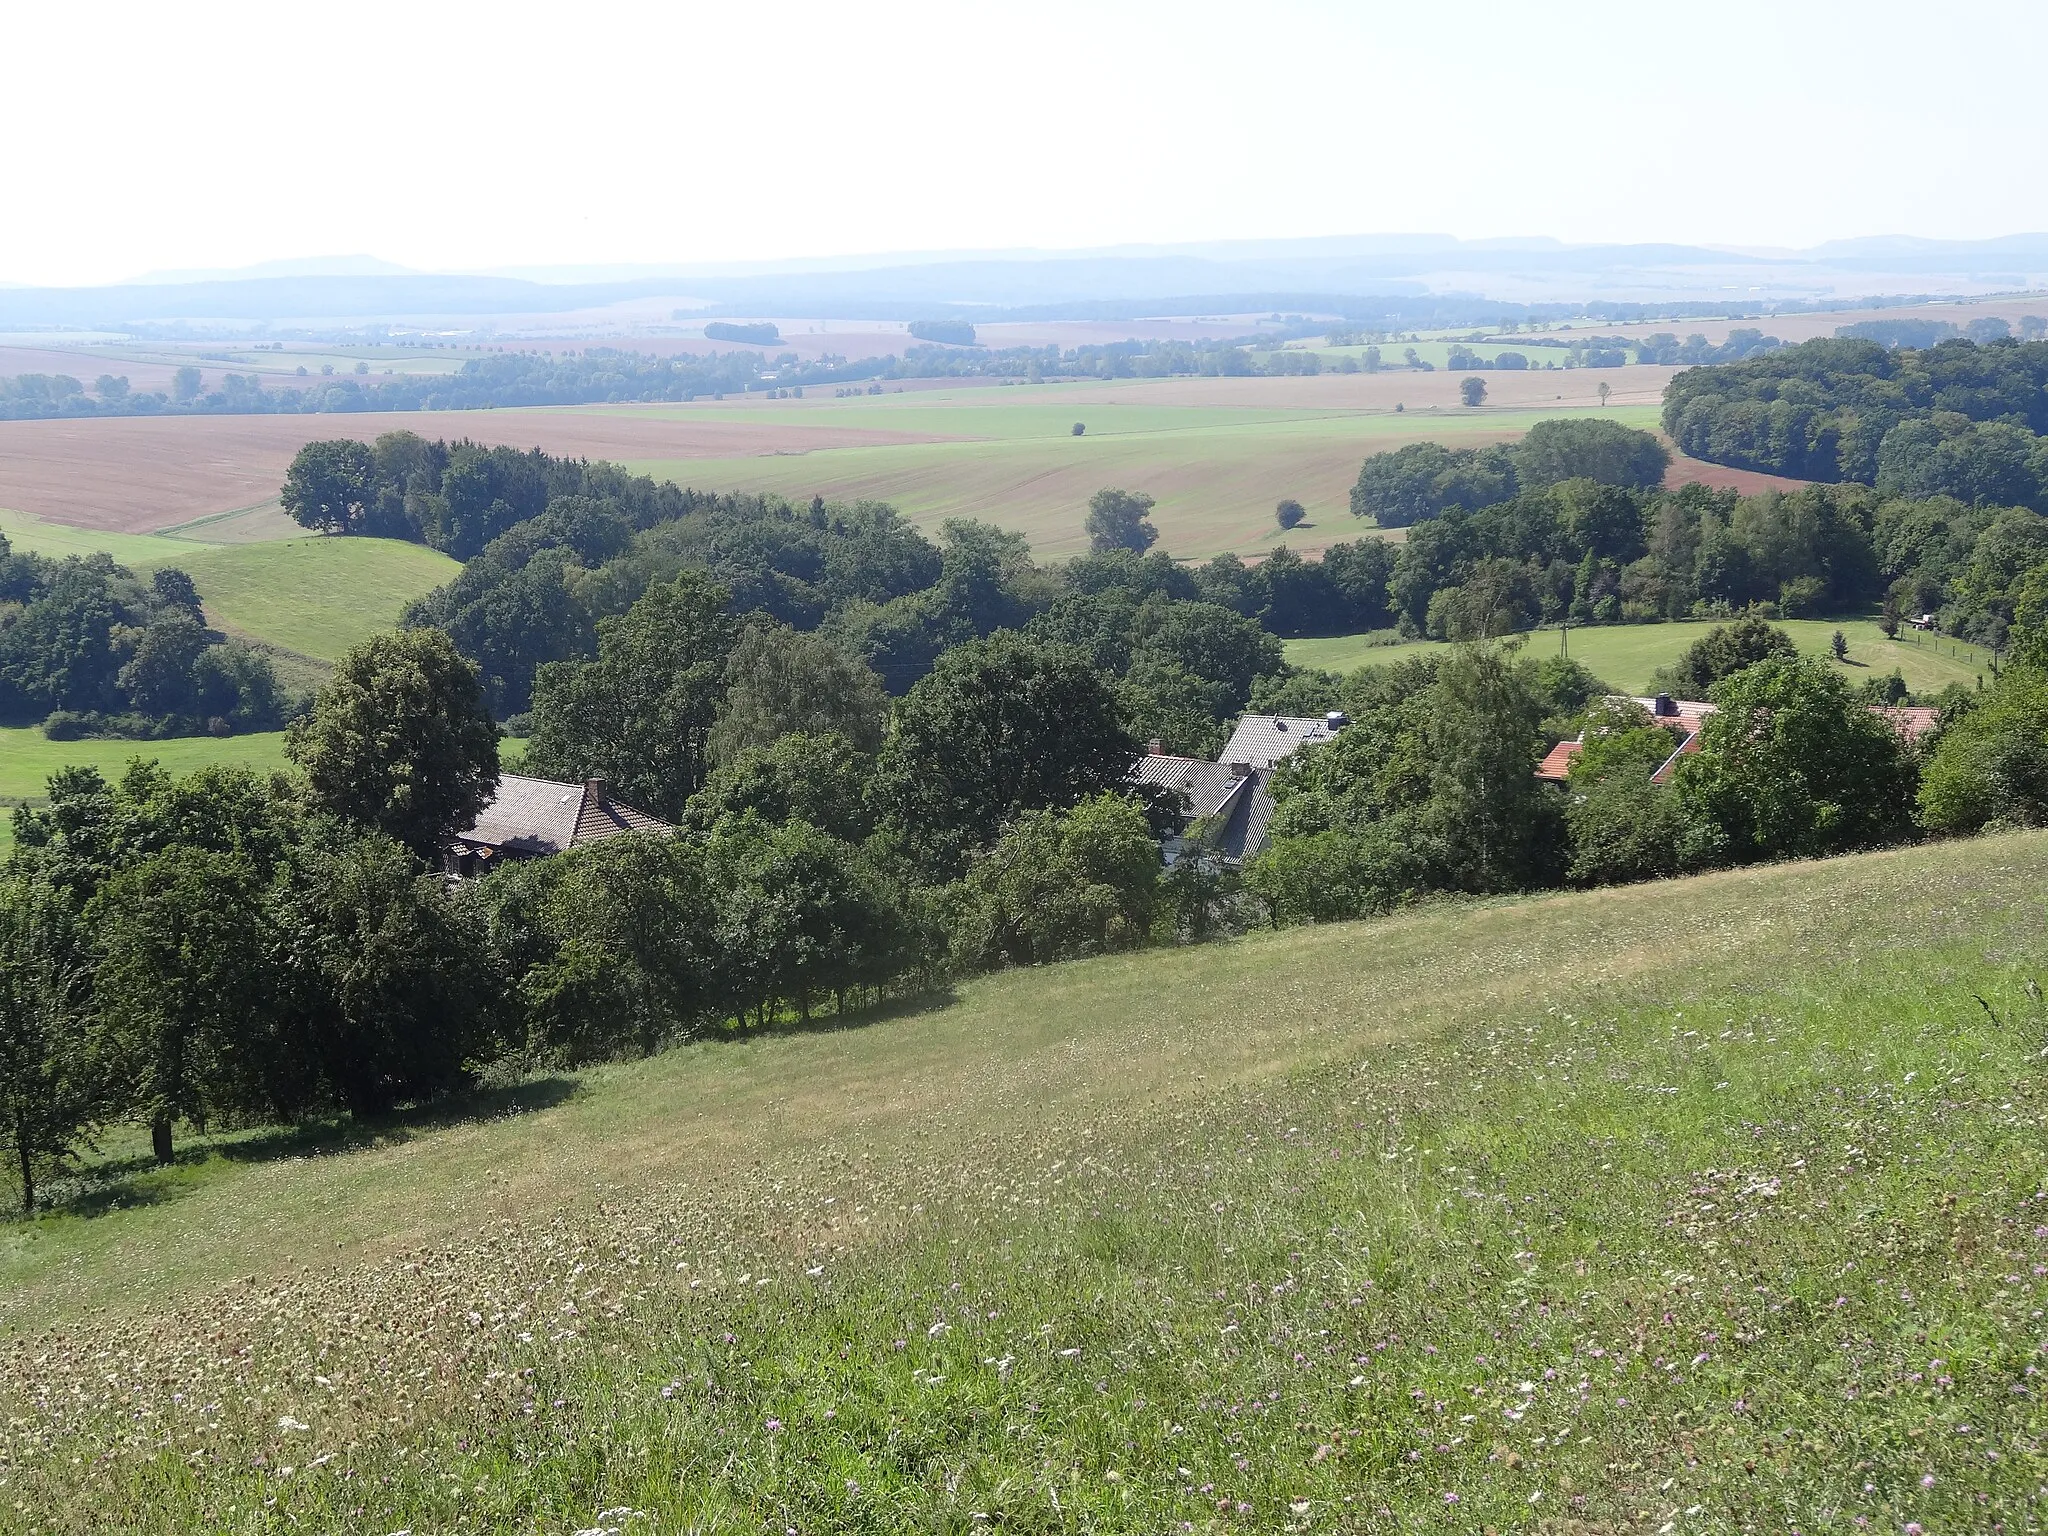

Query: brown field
left=0, top=409, right=955, bottom=534
left=0, top=346, right=206, bottom=394
left=1663, top=449, right=1812, bottom=495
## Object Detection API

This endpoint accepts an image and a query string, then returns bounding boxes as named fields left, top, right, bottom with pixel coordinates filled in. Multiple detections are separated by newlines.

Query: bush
left=1918, top=667, right=2048, bottom=834
left=1243, top=823, right=1431, bottom=925
left=1275, top=498, right=1306, bottom=530
left=950, top=794, right=1161, bottom=968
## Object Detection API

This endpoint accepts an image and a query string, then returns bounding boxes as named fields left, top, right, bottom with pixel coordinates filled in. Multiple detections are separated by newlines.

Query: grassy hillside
left=6, top=834, right=2046, bottom=1529
left=1287, top=616, right=1998, bottom=696
left=151, top=536, right=459, bottom=665
left=0, top=505, right=222, bottom=565
left=0, top=508, right=450, bottom=673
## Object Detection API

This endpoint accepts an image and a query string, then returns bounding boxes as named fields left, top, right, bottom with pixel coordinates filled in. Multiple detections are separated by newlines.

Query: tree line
left=290, top=434, right=1386, bottom=728
left=0, top=538, right=287, bottom=738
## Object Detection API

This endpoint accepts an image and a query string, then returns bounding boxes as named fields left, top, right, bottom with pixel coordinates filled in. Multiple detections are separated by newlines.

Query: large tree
left=871, top=632, right=1138, bottom=876
left=280, top=439, right=380, bottom=535
left=87, top=848, right=270, bottom=1164
left=287, top=629, right=500, bottom=860
left=1084, top=489, right=1160, bottom=554
left=270, top=820, right=494, bottom=1118
left=0, top=875, right=102, bottom=1214
left=1673, top=655, right=1918, bottom=863
left=523, top=571, right=736, bottom=821
left=707, top=621, right=890, bottom=764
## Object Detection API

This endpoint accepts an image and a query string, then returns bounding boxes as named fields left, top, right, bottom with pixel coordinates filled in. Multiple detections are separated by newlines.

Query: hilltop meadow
left=3, top=833, right=2046, bottom=1529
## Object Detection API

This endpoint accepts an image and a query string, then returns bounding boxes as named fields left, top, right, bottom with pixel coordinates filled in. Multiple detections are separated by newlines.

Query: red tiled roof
left=1536, top=740, right=1582, bottom=783
left=1877, top=706, right=1941, bottom=742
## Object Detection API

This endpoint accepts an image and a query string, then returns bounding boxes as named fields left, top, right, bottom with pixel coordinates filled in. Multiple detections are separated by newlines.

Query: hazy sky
left=10, top=0, right=2046, bottom=287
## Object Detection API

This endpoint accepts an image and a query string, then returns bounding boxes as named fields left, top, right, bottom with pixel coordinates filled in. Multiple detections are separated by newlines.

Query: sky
left=9, top=0, right=2047, bottom=288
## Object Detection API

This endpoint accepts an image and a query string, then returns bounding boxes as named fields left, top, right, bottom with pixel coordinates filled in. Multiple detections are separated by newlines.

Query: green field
left=616, top=389, right=1664, bottom=560
left=6, top=833, right=2047, bottom=1528
left=1286, top=616, right=1999, bottom=696
left=2, top=507, right=455, bottom=682
left=0, top=727, right=291, bottom=856
left=0, top=505, right=224, bottom=565
left=153, top=537, right=459, bottom=665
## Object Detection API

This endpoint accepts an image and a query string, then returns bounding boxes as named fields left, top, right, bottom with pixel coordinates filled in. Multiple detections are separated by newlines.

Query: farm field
left=0, top=368, right=1676, bottom=559
left=158, top=537, right=460, bottom=668
left=1285, top=616, right=1998, bottom=696
left=0, top=410, right=954, bottom=536
left=0, top=508, right=451, bottom=676
left=4, top=833, right=2046, bottom=1528
left=617, top=372, right=1673, bottom=559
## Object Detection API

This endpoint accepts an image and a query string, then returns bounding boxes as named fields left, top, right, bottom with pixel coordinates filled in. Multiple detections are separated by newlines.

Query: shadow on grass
left=704, top=984, right=961, bottom=1047
left=23, top=1075, right=580, bottom=1225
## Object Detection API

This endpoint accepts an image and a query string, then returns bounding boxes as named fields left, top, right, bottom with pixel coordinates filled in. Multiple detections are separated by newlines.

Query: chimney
left=1147, top=737, right=1164, bottom=757
left=1653, top=693, right=1677, bottom=717
left=1229, top=760, right=1254, bottom=779
left=1325, top=710, right=1349, bottom=731
left=584, top=777, right=608, bottom=808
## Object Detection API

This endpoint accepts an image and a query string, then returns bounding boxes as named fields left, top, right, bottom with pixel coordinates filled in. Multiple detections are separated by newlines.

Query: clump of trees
left=703, top=321, right=779, bottom=345
left=0, top=538, right=287, bottom=738
left=908, top=320, right=977, bottom=346
left=1350, top=417, right=1670, bottom=526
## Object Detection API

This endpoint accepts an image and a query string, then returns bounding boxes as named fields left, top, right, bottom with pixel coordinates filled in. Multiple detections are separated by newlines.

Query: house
left=1536, top=694, right=1711, bottom=784
left=1537, top=694, right=1944, bottom=788
left=446, top=774, right=671, bottom=876
left=1215, top=711, right=1350, bottom=771
left=1131, top=711, right=1349, bottom=866
left=1132, top=753, right=1276, bottom=865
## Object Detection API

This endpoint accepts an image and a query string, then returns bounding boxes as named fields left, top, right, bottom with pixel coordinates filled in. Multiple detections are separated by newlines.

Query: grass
left=1, top=508, right=451, bottom=671
left=1286, top=617, right=2000, bottom=696
left=620, top=387, right=1664, bottom=560
left=0, top=505, right=224, bottom=565
left=5, top=833, right=2048, bottom=1529
left=0, top=728, right=290, bottom=858
left=149, top=536, right=460, bottom=665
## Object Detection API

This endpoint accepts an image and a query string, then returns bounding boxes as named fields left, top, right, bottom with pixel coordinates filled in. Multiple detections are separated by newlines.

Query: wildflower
left=765, top=1419, right=783, bottom=1433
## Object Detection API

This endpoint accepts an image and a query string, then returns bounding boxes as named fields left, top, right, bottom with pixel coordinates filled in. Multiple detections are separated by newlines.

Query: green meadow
left=1286, top=616, right=1998, bottom=697
left=1, top=507, right=455, bottom=676
left=4, top=833, right=2046, bottom=1529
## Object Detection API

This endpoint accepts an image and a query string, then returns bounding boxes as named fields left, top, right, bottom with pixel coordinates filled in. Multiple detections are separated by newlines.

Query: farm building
left=446, top=774, right=670, bottom=876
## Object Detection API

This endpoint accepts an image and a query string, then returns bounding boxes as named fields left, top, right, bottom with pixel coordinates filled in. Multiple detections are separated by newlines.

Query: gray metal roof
left=1218, top=714, right=1340, bottom=770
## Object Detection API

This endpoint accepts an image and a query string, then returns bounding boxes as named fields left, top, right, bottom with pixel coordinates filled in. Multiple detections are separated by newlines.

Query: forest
left=1663, top=334, right=2048, bottom=504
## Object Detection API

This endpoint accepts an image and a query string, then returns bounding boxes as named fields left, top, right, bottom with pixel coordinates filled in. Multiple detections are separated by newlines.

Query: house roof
left=1217, top=714, right=1340, bottom=770
left=1132, top=753, right=1276, bottom=863
left=1536, top=740, right=1582, bottom=783
left=457, top=774, right=670, bottom=858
